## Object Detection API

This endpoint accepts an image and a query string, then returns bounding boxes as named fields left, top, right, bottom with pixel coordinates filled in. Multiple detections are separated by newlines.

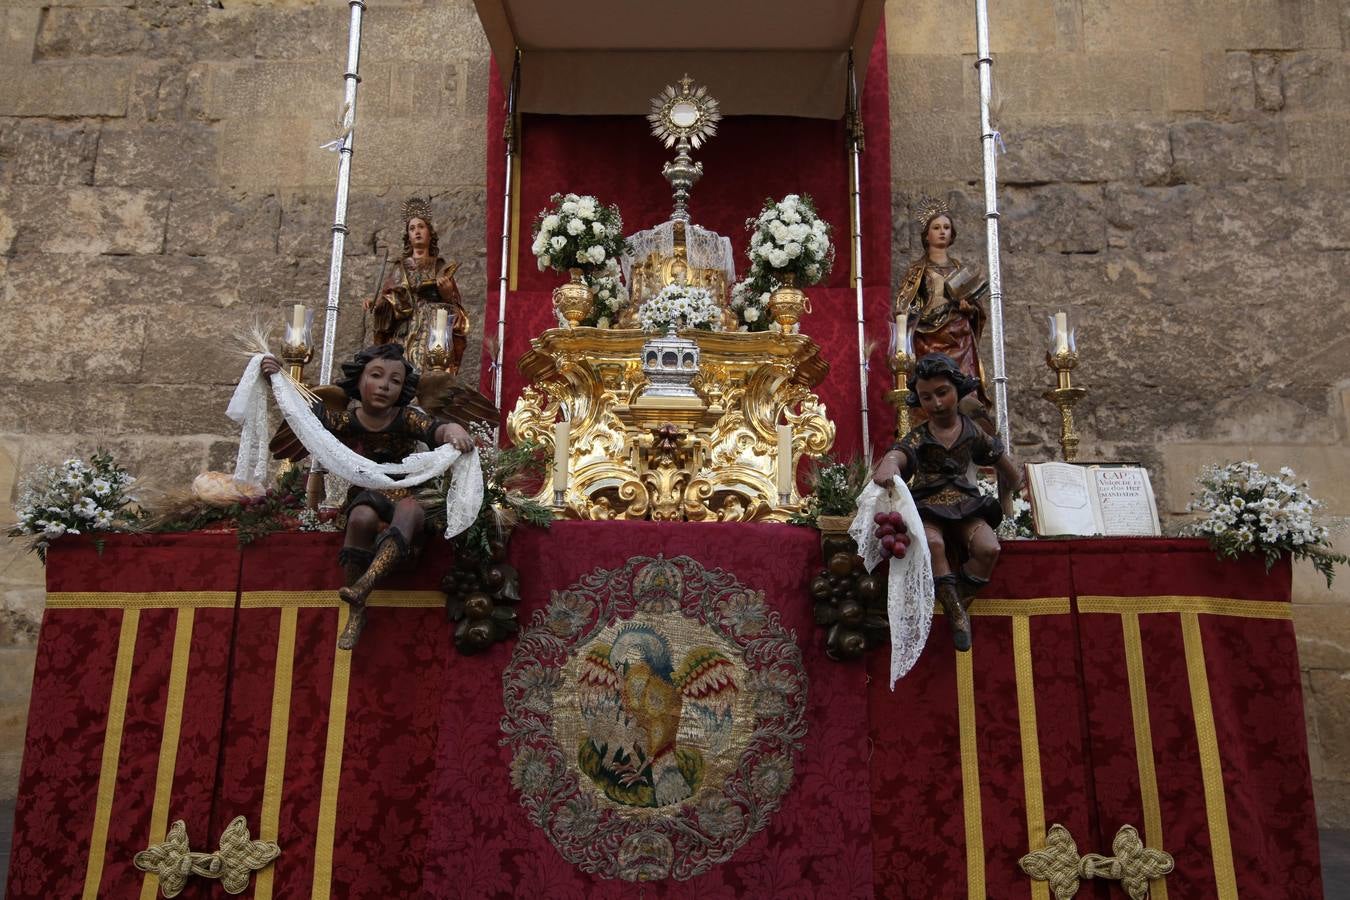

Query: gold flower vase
left=553, top=268, right=594, bottom=328
left=768, top=272, right=810, bottom=328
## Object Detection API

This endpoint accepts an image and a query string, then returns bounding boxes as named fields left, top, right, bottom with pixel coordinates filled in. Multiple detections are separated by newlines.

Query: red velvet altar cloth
left=482, top=29, right=895, bottom=459
left=9, top=533, right=1322, bottom=899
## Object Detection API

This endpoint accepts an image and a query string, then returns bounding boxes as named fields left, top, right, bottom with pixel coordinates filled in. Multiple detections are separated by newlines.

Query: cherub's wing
left=268, top=385, right=348, bottom=462
left=415, top=371, right=499, bottom=430
left=674, top=647, right=739, bottom=752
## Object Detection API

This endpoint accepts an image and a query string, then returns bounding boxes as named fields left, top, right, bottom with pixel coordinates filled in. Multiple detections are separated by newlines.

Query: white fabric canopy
left=472, top=0, right=885, bottom=119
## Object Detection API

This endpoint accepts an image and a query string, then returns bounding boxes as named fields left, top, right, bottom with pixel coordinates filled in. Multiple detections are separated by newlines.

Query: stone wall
left=1, top=0, right=1347, bottom=827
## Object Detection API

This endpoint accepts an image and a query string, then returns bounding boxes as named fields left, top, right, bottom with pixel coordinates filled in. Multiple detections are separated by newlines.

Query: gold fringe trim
left=1181, top=612, right=1238, bottom=898
left=48, top=592, right=235, bottom=610
left=82, top=608, right=141, bottom=899
left=1078, top=595, right=1291, bottom=620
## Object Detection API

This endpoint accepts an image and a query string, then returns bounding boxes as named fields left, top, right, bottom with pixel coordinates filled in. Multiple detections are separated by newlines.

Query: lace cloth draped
left=226, top=354, right=483, bottom=539
left=620, top=221, right=737, bottom=284
left=850, top=478, right=934, bottom=688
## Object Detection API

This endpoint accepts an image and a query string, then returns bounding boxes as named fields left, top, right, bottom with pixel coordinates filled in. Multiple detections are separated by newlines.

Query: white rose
left=587, top=245, right=606, bottom=264
left=577, top=198, right=597, bottom=219
left=744, top=307, right=760, bottom=322
left=550, top=235, right=566, bottom=251
left=561, top=201, right=578, bottom=214
left=768, top=249, right=789, bottom=267
left=592, top=222, right=605, bottom=236
left=542, top=214, right=560, bottom=231
left=785, top=241, right=802, bottom=258
left=790, top=223, right=810, bottom=241
left=783, top=210, right=802, bottom=225
left=567, top=218, right=585, bottom=235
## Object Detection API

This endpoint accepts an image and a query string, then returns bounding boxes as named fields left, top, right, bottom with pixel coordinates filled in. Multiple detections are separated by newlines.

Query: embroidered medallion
left=501, top=555, right=807, bottom=881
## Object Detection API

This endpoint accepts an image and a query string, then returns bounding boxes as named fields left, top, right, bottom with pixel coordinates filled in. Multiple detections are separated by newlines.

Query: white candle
left=1054, top=311, right=1069, bottom=354
left=553, top=420, right=570, bottom=495
left=894, top=312, right=909, bottom=355
left=776, top=424, right=793, bottom=498
left=291, top=303, right=306, bottom=332
left=431, top=307, right=449, bottom=349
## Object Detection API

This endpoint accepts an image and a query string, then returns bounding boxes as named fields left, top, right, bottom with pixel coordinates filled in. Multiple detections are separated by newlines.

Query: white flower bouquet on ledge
left=745, top=193, right=835, bottom=286
left=1184, top=460, right=1347, bottom=587
left=9, top=450, right=138, bottom=560
left=531, top=192, right=627, bottom=275
left=636, top=284, right=721, bottom=333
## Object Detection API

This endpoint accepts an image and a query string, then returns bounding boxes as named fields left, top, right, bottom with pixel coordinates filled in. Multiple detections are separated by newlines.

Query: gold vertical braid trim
left=138, top=609, right=196, bottom=900
left=81, top=608, right=141, bottom=900
left=956, top=649, right=986, bottom=899
left=1012, top=616, right=1049, bottom=900
left=1122, top=612, right=1169, bottom=900
left=254, top=606, right=299, bottom=900
left=1182, top=612, right=1238, bottom=899
left=311, top=605, right=353, bottom=900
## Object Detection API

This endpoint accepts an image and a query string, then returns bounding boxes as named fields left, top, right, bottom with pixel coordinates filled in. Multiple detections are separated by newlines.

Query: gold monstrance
left=507, top=77, right=836, bottom=521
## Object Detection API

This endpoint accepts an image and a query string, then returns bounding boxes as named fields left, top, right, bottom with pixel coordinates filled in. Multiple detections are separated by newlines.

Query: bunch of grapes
left=874, top=511, right=910, bottom=560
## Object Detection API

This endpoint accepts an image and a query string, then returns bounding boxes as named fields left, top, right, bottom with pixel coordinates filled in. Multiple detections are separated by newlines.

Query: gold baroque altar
left=507, top=328, right=836, bottom=521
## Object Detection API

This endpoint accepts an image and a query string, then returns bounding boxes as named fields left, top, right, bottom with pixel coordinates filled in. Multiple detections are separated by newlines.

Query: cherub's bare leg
left=956, top=518, right=1000, bottom=608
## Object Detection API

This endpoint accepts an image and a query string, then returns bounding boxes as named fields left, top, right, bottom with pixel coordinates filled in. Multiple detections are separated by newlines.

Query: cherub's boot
left=956, top=567, right=990, bottom=610
left=336, top=528, right=408, bottom=650
left=936, top=573, right=972, bottom=652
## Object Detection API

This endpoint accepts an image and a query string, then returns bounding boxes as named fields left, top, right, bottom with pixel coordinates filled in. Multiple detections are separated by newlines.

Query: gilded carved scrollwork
left=507, top=328, right=835, bottom=522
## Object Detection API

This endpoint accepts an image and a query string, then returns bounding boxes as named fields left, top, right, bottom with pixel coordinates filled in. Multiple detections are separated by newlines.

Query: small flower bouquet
left=8, top=450, right=138, bottom=560
left=729, top=271, right=774, bottom=332
left=581, top=259, right=630, bottom=328
left=635, top=284, right=721, bottom=333
left=745, top=193, right=835, bottom=286
left=531, top=192, right=627, bottom=275
left=977, top=476, right=1034, bottom=539
left=1185, top=461, right=1348, bottom=587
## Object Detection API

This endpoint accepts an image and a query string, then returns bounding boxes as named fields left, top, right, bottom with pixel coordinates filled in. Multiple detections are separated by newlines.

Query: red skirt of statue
left=911, top=314, right=991, bottom=423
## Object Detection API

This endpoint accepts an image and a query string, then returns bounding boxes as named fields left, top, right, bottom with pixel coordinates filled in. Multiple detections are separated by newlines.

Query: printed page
left=1028, top=462, right=1103, bottom=536
left=1091, top=467, right=1161, bottom=536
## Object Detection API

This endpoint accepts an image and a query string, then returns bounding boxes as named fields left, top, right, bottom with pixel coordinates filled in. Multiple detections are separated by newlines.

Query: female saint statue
left=366, top=197, right=471, bottom=375
left=894, top=199, right=991, bottom=421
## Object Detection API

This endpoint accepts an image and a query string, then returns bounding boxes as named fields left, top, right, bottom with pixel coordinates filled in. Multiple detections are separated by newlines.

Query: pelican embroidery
left=577, top=623, right=739, bottom=807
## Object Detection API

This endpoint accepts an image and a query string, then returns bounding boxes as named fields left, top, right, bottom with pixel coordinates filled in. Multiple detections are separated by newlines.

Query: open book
left=1025, top=462, right=1161, bottom=537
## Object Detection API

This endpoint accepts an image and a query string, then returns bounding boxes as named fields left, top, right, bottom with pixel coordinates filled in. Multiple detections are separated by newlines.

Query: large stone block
left=1282, top=51, right=1350, bottom=113
left=1170, top=121, right=1291, bottom=183
left=1084, top=0, right=1339, bottom=52
left=0, top=186, right=168, bottom=256
left=884, top=0, right=1061, bottom=56
left=890, top=112, right=981, bottom=181
left=1103, top=184, right=1198, bottom=253
left=275, top=189, right=399, bottom=259
left=0, top=300, right=147, bottom=385
left=1309, top=669, right=1350, bottom=782
left=362, top=4, right=490, bottom=60
left=94, top=123, right=219, bottom=188
left=994, top=51, right=1166, bottom=116
left=349, top=116, right=486, bottom=189
left=998, top=120, right=1171, bottom=185
left=165, top=190, right=281, bottom=256
left=1, top=252, right=245, bottom=310
left=0, top=62, right=131, bottom=118
left=139, top=303, right=263, bottom=387
left=0, top=8, right=39, bottom=64
left=0, top=120, right=97, bottom=186
left=1000, top=184, right=1106, bottom=255
left=888, top=53, right=968, bottom=115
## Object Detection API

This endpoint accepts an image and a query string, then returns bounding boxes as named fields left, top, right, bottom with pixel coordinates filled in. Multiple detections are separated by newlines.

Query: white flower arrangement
left=977, top=475, right=1034, bottom=539
left=9, top=450, right=138, bottom=561
left=744, top=193, right=835, bottom=287
left=531, top=192, right=627, bottom=275
left=635, top=284, right=722, bottom=333
left=1184, top=460, right=1347, bottom=587
left=579, top=258, right=630, bottom=328
left=729, top=272, right=774, bottom=332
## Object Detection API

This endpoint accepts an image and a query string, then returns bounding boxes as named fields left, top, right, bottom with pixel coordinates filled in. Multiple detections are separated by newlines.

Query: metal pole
left=317, top=0, right=367, bottom=386
left=975, top=0, right=1011, bottom=447
left=847, top=53, right=871, bottom=453
left=493, top=51, right=520, bottom=423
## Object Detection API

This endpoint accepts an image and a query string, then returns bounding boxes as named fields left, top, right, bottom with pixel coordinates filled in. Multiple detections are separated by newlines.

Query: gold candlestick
left=280, top=303, right=313, bottom=383
left=1043, top=347, right=1087, bottom=461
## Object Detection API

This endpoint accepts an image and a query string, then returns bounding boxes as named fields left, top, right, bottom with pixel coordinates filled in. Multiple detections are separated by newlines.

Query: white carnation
left=542, top=214, right=560, bottom=231
left=587, top=245, right=606, bottom=264
left=592, top=222, right=605, bottom=236
left=785, top=241, right=802, bottom=259
left=744, top=307, right=760, bottom=322
left=567, top=218, right=585, bottom=235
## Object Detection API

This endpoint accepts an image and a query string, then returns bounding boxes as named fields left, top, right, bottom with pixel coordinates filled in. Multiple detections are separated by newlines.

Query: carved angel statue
left=576, top=624, right=738, bottom=807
